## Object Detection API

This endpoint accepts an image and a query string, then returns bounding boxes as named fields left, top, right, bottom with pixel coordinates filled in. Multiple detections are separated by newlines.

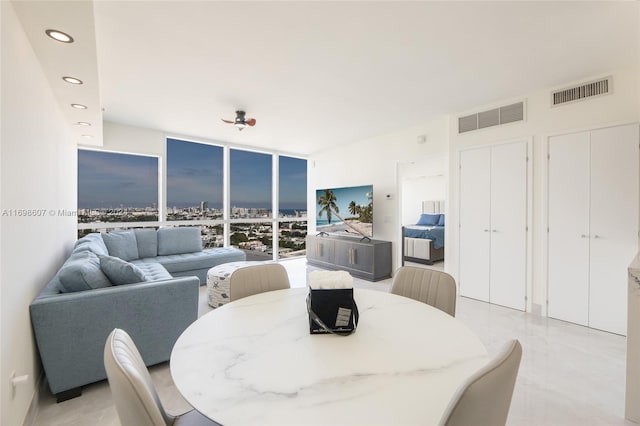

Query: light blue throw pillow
left=134, top=228, right=158, bottom=258
left=157, top=227, right=203, bottom=256
left=74, top=233, right=109, bottom=256
left=99, top=255, right=147, bottom=285
left=416, top=213, right=441, bottom=226
left=101, top=230, right=139, bottom=261
left=58, top=251, right=112, bottom=293
left=438, top=214, right=445, bottom=226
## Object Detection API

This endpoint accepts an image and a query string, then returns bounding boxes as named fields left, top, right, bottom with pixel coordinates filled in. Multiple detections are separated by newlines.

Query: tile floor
left=30, top=258, right=633, bottom=426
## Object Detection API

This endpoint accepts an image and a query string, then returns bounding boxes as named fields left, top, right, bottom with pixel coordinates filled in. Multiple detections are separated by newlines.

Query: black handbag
left=307, top=288, right=359, bottom=336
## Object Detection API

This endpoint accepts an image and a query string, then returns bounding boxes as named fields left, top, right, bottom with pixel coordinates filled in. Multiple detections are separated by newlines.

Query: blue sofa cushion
left=99, top=255, right=147, bottom=285
left=102, top=230, right=139, bottom=261
left=157, top=227, right=202, bottom=256
left=58, top=251, right=112, bottom=293
left=135, top=262, right=172, bottom=281
left=134, top=228, right=158, bottom=258
left=73, top=233, right=109, bottom=256
left=137, top=247, right=245, bottom=274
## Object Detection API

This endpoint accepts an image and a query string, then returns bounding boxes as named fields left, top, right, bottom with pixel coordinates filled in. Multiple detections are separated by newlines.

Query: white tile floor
left=31, top=258, right=634, bottom=426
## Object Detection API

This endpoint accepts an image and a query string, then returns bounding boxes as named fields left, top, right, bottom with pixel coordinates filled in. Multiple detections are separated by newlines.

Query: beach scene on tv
left=316, top=185, right=373, bottom=238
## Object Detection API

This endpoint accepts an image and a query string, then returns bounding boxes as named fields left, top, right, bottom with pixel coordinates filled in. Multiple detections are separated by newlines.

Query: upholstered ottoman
left=207, top=261, right=266, bottom=308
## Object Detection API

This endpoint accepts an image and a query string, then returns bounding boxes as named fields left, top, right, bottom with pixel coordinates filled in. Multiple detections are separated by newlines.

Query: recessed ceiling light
left=75, top=122, right=91, bottom=126
left=45, top=29, right=74, bottom=43
left=71, top=103, right=87, bottom=109
left=81, top=135, right=93, bottom=139
left=62, top=76, right=83, bottom=85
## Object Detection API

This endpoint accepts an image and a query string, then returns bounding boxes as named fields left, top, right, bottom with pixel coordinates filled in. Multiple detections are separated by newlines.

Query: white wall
left=309, top=116, right=450, bottom=271
left=1, top=3, right=77, bottom=424
left=447, top=66, right=640, bottom=313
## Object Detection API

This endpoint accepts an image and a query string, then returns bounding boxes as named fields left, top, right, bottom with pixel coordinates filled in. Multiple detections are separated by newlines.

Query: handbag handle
left=306, top=293, right=359, bottom=336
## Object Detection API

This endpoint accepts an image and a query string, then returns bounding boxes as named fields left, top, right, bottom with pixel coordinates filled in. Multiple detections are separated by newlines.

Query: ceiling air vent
left=458, top=101, right=524, bottom=134
left=551, top=76, right=611, bottom=107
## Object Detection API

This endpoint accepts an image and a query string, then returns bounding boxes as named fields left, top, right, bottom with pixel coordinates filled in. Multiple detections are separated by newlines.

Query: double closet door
left=548, top=124, right=639, bottom=335
left=459, top=140, right=528, bottom=311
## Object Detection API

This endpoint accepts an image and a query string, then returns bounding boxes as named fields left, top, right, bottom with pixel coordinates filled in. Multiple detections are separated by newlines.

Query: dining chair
left=229, top=262, right=290, bottom=301
left=104, top=328, right=220, bottom=426
left=390, top=266, right=457, bottom=316
left=439, top=339, right=523, bottom=426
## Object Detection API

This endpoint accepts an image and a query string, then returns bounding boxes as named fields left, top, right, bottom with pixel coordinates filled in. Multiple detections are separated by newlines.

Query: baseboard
left=22, top=372, right=44, bottom=426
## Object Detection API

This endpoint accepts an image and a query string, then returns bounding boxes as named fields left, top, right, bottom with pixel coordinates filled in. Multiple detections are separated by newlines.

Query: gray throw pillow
left=58, top=251, right=113, bottom=293
left=99, top=255, right=147, bottom=285
left=157, top=227, right=203, bottom=256
left=134, top=228, right=158, bottom=258
left=101, top=230, right=139, bottom=261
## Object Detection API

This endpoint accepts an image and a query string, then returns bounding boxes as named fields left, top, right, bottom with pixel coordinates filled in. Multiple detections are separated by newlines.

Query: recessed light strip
left=71, top=103, right=87, bottom=109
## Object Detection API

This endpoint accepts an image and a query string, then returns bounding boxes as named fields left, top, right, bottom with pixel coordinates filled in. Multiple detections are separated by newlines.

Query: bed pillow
left=416, top=213, right=441, bottom=226
left=438, top=214, right=445, bottom=226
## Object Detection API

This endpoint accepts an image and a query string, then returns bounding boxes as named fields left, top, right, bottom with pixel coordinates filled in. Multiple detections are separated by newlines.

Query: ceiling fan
left=221, top=110, right=256, bottom=131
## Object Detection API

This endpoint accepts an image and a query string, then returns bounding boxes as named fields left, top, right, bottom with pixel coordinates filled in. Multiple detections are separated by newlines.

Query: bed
left=402, top=200, right=445, bottom=265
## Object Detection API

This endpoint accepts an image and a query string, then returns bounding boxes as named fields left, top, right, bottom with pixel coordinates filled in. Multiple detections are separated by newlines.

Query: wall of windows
left=77, top=139, right=307, bottom=260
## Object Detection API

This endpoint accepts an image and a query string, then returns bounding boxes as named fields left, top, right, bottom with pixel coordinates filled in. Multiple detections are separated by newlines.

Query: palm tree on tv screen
left=317, top=189, right=338, bottom=224
left=348, top=200, right=359, bottom=216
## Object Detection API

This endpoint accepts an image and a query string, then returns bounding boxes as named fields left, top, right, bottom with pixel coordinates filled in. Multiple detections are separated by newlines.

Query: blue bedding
left=404, top=225, right=445, bottom=249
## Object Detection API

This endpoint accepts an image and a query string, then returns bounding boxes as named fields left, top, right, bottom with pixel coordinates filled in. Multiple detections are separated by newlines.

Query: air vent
left=458, top=101, right=524, bottom=134
left=551, top=77, right=611, bottom=106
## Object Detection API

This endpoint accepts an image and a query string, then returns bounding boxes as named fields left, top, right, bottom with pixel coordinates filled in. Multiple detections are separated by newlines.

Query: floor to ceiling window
left=77, top=139, right=307, bottom=259
left=278, top=155, right=307, bottom=258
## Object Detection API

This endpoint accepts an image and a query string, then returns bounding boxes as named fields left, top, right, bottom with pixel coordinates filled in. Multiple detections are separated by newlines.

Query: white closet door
left=489, top=141, right=528, bottom=310
left=459, top=147, right=491, bottom=302
left=548, top=132, right=590, bottom=326
left=589, top=124, right=639, bottom=335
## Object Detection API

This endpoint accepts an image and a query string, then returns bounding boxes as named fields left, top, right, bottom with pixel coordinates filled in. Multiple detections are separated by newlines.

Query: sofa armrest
left=30, top=276, right=199, bottom=395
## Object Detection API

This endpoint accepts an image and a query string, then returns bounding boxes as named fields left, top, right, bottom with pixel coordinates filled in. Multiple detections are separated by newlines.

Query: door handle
left=580, top=234, right=589, bottom=238
left=483, top=229, right=489, bottom=232
left=491, top=229, right=498, bottom=233
left=593, top=235, right=601, bottom=239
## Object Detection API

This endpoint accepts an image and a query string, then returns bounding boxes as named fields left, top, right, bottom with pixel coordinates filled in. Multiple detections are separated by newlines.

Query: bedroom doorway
left=397, top=154, right=447, bottom=271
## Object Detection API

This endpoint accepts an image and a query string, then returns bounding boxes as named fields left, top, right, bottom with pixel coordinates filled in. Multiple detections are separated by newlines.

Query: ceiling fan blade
left=221, top=119, right=234, bottom=124
left=246, top=118, right=256, bottom=126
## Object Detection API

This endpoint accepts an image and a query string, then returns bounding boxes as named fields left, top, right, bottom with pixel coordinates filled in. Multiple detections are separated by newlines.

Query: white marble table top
left=170, top=288, right=489, bottom=425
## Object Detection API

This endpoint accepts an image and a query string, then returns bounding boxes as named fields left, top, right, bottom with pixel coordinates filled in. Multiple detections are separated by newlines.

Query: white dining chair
left=439, top=339, right=523, bottom=426
left=390, top=266, right=457, bottom=316
left=104, top=328, right=220, bottom=426
left=229, top=262, right=290, bottom=301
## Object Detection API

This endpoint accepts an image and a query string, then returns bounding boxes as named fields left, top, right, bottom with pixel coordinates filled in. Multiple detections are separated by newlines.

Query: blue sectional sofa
left=30, top=227, right=245, bottom=401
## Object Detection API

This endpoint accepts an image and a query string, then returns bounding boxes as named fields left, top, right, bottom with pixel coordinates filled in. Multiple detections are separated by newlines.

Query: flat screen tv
left=316, top=184, right=373, bottom=239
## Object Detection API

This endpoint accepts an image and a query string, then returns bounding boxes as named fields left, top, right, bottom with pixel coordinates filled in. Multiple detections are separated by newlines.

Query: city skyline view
left=79, top=140, right=307, bottom=210
left=78, top=150, right=158, bottom=209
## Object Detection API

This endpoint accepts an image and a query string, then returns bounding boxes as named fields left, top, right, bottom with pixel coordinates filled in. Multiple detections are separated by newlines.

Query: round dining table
left=170, top=287, right=488, bottom=425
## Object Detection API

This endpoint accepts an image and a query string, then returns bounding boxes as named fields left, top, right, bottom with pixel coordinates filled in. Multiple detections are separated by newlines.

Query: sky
left=78, top=150, right=158, bottom=208
left=78, top=139, right=307, bottom=210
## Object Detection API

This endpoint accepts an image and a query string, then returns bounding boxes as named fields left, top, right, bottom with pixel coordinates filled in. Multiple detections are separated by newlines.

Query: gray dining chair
left=439, top=339, right=523, bottom=426
left=104, top=328, right=220, bottom=426
left=390, top=266, right=457, bottom=316
left=229, top=262, right=291, bottom=301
